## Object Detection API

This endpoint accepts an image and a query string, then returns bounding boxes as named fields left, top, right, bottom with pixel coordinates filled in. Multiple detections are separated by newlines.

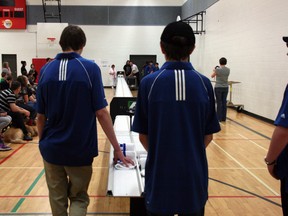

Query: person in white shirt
left=109, top=64, right=117, bottom=88
left=129, top=61, right=139, bottom=86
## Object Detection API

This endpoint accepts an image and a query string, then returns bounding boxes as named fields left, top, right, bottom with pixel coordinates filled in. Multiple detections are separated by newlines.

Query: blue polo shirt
left=37, top=52, right=107, bottom=166
left=275, top=85, right=288, bottom=128
left=274, top=85, right=288, bottom=183
left=132, top=61, right=221, bottom=214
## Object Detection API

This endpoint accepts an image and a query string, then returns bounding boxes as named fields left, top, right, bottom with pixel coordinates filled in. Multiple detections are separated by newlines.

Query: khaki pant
left=43, top=160, right=93, bottom=216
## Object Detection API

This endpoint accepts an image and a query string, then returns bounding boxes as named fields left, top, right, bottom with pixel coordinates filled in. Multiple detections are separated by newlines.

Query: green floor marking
left=11, top=169, right=45, bottom=212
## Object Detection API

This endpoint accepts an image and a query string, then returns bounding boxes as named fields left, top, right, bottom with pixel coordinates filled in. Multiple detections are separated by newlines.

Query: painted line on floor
left=0, top=144, right=26, bottom=165
left=0, top=213, right=129, bottom=215
left=28, top=141, right=39, bottom=144
left=237, top=133, right=268, bottom=151
left=0, top=166, right=109, bottom=170
left=209, top=177, right=281, bottom=207
left=0, top=167, right=43, bottom=169
left=10, top=169, right=45, bottom=213
left=0, top=194, right=281, bottom=199
left=0, top=195, right=107, bottom=198
left=209, top=167, right=266, bottom=170
left=212, top=140, right=279, bottom=196
left=248, top=139, right=269, bottom=151
left=99, top=150, right=110, bottom=154
left=227, top=117, right=271, bottom=140
left=219, top=118, right=280, bottom=202
left=209, top=195, right=281, bottom=199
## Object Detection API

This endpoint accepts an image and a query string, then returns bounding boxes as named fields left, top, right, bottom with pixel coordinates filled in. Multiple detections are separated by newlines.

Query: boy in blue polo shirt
left=265, top=36, right=288, bottom=216
left=37, top=25, right=132, bottom=216
left=132, top=21, right=221, bottom=215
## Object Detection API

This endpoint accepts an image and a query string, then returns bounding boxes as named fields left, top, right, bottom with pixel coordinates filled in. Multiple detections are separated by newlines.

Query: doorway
left=130, top=54, right=157, bottom=82
left=2, top=54, right=17, bottom=80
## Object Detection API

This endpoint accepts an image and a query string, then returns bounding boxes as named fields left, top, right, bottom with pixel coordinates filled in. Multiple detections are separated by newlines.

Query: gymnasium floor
left=0, top=88, right=282, bottom=215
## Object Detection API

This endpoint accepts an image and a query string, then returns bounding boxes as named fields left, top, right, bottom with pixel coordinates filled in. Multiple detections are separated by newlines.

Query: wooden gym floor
left=0, top=88, right=282, bottom=215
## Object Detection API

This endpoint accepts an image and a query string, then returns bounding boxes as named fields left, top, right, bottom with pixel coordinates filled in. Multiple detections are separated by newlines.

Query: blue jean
left=215, top=87, right=229, bottom=121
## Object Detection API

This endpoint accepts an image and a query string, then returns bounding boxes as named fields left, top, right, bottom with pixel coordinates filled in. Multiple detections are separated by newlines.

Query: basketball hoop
left=47, top=37, right=56, bottom=47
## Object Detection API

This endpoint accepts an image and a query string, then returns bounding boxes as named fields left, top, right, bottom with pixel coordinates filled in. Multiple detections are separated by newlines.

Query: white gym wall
left=0, top=0, right=287, bottom=120
left=192, top=0, right=288, bottom=120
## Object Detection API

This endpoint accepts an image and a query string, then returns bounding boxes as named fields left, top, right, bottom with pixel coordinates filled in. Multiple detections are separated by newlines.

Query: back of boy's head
left=161, top=21, right=195, bottom=47
left=10, top=81, right=21, bottom=91
left=160, top=21, right=195, bottom=60
left=59, top=25, right=86, bottom=51
left=219, top=57, right=227, bottom=65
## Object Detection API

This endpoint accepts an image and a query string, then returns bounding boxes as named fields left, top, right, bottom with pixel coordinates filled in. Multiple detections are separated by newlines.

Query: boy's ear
left=160, top=42, right=166, bottom=55
left=190, top=45, right=195, bottom=54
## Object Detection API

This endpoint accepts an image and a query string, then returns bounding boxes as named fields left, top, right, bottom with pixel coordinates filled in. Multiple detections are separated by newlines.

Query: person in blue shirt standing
left=265, top=36, right=288, bottom=216
left=132, top=21, right=221, bottom=216
left=144, top=61, right=156, bottom=77
left=37, top=25, right=132, bottom=216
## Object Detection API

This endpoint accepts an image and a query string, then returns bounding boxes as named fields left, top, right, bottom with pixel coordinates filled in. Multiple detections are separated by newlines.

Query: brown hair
left=59, top=25, right=86, bottom=51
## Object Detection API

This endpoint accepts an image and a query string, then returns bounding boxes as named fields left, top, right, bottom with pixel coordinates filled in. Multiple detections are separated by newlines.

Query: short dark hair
left=1, top=71, right=7, bottom=77
left=160, top=22, right=195, bottom=61
left=59, top=25, right=86, bottom=51
left=6, top=75, right=12, bottom=81
left=161, top=22, right=195, bottom=46
left=219, top=57, right=227, bottom=65
left=10, top=81, right=21, bottom=91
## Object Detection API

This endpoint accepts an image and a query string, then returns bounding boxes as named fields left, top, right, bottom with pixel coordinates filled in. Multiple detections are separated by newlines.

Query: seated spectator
left=0, top=110, right=12, bottom=151
left=155, top=62, right=160, bottom=71
left=26, top=75, right=37, bottom=101
left=144, top=61, right=156, bottom=76
left=27, top=72, right=35, bottom=86
left=0, top=81, right=33, bottom=141
left=0, top=74, right=12, bottom=91
left=0, top=69, right=8, bottom=82
left=28, top=63, right=38, bottom=83
left=16, top=75, right=37, bottom=125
